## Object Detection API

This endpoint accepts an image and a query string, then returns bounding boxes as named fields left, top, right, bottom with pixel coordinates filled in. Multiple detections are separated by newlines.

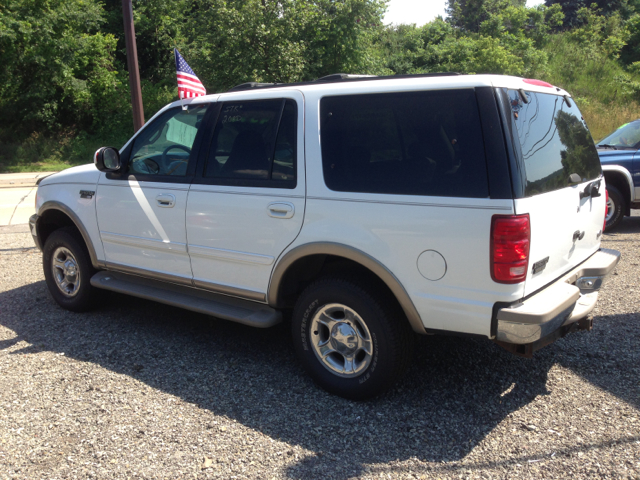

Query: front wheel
left=605, top=185, right=624, bottom=232
left=291, top=277, right=414, bottom=400
left=43, top=227, right=100, bottom=312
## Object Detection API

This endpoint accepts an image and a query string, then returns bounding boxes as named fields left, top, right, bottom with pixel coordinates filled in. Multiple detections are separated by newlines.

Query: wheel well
left=604, top=171, right=631, bottom=216
left=275, top=254, right=404, bottom=313
left=38, top=209, right=81, bottom=248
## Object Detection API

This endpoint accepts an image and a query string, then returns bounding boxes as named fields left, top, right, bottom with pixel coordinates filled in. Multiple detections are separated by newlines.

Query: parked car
left=30, top=74, right=620, bottom=399
left=596, top=120, right=640, bottom=231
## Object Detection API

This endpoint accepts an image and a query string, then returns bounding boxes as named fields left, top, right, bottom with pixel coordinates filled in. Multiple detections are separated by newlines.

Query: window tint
left=129, top=105, right=209, bottom=176
left=505, top=89, right=601, bottom=196
left=272, top=101, right=297, bottom=182
left=205, top=99, right=297, bottom=187
left=320, top=90, right=489, bottom=198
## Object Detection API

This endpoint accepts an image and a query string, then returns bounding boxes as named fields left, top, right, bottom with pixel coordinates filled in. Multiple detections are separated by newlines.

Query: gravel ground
left=0, top=218, right=639, bottom=480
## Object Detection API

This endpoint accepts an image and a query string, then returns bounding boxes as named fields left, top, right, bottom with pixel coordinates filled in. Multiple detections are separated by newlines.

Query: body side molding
left=602, top=165, right=635, bottom=201
left=37, top=201, right=103, bottom=269
left=268, top=242, right=427, bottom=334
left=106, top=262, right=267, bottom=302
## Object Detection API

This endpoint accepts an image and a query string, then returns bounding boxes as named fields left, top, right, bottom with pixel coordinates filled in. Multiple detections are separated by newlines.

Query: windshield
left=598, top=120, right=640, bottom=148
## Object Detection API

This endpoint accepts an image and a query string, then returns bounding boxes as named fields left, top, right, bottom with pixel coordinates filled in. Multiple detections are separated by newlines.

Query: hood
left=38, top=163, right=100, bottom=187
left=597, top=148, right=637, bottom=162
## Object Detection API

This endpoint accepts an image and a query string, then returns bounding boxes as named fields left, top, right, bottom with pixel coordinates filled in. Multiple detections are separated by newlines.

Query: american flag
left=174, top=48, right=206, bottom=99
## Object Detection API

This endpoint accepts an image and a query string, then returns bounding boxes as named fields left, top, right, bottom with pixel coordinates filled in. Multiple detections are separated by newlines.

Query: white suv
left=30, top=73, right=620, bottom=399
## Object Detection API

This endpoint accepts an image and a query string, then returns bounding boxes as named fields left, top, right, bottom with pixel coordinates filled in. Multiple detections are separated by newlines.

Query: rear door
left=186, top=91, right=305, bottom=301
left=498, top=88, right=605, bottom=296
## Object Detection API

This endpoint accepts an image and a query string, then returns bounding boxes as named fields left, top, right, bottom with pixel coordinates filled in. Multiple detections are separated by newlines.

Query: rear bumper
left=495, top=248, right=620, bottom=345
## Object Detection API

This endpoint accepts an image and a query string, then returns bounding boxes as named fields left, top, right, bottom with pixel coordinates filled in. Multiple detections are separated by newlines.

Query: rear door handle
left=156, top=194, right=176, bottom=208
left=267, top=202, right=294, bottom=219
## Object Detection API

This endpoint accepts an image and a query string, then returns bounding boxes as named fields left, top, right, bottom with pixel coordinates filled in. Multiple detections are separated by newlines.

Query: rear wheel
left=43, top=227, right=100, bottom=312
left=605, top=185, right=624, bottom=232
left=291, top=277, right=414, bottom=400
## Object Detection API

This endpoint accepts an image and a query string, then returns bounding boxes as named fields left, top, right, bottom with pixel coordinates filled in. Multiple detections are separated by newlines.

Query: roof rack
left=314, top=73, right=378, bottom=82
left=226, top=72, right=461, bottom=93
left=227, top=82, right=281, bottom=92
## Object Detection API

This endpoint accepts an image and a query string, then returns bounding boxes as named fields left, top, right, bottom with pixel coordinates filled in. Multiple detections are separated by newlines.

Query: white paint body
left=36, top=75, right=607, bottom=338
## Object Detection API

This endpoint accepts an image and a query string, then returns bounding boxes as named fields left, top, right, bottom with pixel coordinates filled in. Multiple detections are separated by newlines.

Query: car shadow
left=606, top=212, right=640, bottom=236
left=0, top=281, right=637, bottom=479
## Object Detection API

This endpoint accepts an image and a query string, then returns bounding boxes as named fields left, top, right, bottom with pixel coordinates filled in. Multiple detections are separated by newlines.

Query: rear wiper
left=596, top=144, right=617, bottom=150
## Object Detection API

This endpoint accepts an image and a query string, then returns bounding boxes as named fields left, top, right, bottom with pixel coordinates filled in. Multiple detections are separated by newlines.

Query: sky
left=383, top=0, right=546, bottom=26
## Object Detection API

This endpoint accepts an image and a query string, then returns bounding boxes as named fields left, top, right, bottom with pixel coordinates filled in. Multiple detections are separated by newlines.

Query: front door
left=186, top=92, right=305, bottom=301
left=96, top=103, right=212, bottom=284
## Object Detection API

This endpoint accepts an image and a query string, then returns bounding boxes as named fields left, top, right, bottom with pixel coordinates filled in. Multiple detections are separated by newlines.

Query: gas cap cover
left=417, top=250, right=447, bottom=281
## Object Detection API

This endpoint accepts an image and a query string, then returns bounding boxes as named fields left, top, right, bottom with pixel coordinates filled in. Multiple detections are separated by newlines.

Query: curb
left=0, top=172, right=57, bottom=188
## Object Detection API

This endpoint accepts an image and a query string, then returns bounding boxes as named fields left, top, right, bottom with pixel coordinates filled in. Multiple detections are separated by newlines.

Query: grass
left=0, top=129, right=131, bottom=173
left=581, top=101, right=640, bottom=142
left=542, top=33, right=640, bottom=141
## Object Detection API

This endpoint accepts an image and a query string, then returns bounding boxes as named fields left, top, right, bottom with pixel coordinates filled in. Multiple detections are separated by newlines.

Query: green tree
left=446, top=0, right=526, bottom=32
left=555, top=110, right=601, bottom=181
left=0, top=0, right=123, bottom=137
left=186, top=0, right=387, bottom=91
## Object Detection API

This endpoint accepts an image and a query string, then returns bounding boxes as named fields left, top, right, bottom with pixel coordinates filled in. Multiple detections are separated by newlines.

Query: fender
left=602, top=165, right=635, bottom=202
left=268, top=242, right=427, bottom=334
left=37, top=201, right=103, bottom=269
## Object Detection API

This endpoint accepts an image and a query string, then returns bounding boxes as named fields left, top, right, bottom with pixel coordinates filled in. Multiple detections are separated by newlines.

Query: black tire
left=43, top=227, right=100, bottom=312
left=605, top=185, right=625, bottom=232
left=291, top=276, right=415, bottom=400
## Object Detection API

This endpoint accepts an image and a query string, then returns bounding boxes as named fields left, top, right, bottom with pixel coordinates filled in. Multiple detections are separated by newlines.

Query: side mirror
left=94, top=147, right=121, bottom=172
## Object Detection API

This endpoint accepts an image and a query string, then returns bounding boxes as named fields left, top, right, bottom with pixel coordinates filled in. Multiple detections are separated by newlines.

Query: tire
left=42, top=227, right=100, bottom=312
left=605, top=185, right=624, bottom=232
left=291, top=276, right=415, bottom=400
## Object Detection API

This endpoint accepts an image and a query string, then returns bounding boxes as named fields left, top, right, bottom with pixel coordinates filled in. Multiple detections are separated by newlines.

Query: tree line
left=2, top=0, right=640, bottom=149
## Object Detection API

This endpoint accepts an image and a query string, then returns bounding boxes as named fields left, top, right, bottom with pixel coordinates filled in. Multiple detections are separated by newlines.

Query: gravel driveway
left=0, top=218, right=638, bottom=479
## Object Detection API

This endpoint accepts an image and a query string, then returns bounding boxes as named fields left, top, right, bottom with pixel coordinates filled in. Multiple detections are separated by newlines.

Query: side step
left=90, top=271, right=282, bottom=328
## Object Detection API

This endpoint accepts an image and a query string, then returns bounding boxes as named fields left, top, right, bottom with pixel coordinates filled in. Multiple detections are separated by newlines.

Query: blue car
left=597, top=120, right=640, bottom=231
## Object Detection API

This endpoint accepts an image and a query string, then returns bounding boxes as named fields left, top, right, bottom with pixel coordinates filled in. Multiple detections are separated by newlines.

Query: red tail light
left=491, top=214, right=530, bottom=284
left=604, top=189, right=609, bottom=232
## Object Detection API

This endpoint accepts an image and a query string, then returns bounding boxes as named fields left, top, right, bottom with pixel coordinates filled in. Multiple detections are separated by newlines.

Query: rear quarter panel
left=292, top=87, right=523, bottom=337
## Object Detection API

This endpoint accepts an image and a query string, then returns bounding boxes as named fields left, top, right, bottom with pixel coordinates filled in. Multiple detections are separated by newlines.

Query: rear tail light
left=491, top=214, right=530, bottom=284
left=604, top=189, right=609, bottom=232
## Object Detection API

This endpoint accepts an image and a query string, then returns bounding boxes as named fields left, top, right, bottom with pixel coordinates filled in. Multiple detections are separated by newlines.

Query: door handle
left=267, top=202, right=294, bottom=219
left=156, top=194, right=176, bottom=208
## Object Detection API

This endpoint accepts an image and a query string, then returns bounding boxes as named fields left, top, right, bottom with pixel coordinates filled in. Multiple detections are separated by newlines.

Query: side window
left=128, top=105, right=209, bottom=177
left=272, top=100, right=297, bottom=182
left=205, top=99, right=297, bottom=188
left=320, top=90, right=489, bottom=198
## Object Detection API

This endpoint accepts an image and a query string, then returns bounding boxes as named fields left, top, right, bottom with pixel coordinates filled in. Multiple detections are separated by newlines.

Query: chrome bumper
left=495, top=249, right=620, bottom=345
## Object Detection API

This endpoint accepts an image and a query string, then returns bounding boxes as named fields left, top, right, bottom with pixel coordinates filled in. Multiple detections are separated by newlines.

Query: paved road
left=0, top=173, right=55, bottom=226
left=0, top=216, right=638, bottom=479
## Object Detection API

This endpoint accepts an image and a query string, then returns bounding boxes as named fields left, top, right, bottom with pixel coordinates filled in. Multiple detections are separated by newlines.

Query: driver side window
left=129, top=104, right=210, bottom=176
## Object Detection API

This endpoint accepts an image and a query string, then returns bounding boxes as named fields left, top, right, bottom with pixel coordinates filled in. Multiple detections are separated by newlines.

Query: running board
left=90, top=271, right=281, bottom=328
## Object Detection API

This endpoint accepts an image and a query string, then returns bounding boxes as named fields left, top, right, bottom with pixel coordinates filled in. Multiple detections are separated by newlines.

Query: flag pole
left=122, top=0, right=145, bottom=132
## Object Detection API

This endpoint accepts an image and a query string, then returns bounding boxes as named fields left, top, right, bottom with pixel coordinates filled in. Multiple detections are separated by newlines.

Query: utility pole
left=122, top=0, right=145, bottom=132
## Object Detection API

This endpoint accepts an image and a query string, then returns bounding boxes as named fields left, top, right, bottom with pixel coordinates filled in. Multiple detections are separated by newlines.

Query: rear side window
left=320, top=90, right=489, bottom=198
left=504, top=89, right=601, bottom=196
left=204, top=99, right=297, bottom=188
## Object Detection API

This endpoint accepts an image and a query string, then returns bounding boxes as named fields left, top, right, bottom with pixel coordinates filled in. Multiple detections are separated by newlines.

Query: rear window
left=320, top=90, right=489, bottom=198
left=503, top=89, right=601, bottom=196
